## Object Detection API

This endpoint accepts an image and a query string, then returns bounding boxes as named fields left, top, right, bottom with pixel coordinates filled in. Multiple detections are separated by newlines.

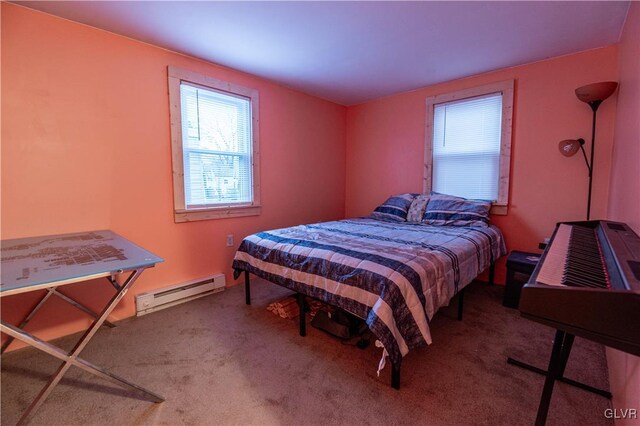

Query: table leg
left=3, top=268, right=164, bottom=425
left=1, top=290, right=54, bottom=354
left=1, top=286, right=118, bottom=355
left=52, top=289, right=117, bottom=328
left=1, top=322, right=164, bottom=403
left=107, top=275, right=121, bottom=290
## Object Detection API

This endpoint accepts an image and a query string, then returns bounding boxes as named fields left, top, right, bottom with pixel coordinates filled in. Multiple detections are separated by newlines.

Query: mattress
left=232, top=218, right=506, bottom=364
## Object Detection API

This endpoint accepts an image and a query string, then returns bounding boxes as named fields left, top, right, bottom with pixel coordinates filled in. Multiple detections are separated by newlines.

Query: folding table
left=1, top=230, right=164, bottom=424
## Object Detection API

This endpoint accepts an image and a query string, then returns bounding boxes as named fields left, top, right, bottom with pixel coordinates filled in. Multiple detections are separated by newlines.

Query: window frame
left=424, top=80, right=514, bottom=215
left=168, top=66, right=261, bottom=223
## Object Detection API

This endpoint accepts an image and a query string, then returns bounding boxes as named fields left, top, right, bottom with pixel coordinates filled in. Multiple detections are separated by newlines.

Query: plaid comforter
left=232, top=218, right=506, bottom=364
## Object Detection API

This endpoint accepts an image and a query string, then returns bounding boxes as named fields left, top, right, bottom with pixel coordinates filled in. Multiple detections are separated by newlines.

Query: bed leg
left=457, top=287, right=465, bottom=321
left=489, top=262, right=495, bottom=286
left=391, top=359, right=401, bottom=390
left=244, top=271, right=251, bottom=305
left=297, top=293, right=306, bottom=337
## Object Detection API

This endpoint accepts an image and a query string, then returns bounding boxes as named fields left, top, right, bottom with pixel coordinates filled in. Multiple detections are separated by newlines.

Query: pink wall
left=1, top=12, right=633, bottom=413
left=608, top=3, right=640, bottom=233
left=606, top=2, right=640, bottom=422
left=345, top=47, right=619, bottom=283
left=1, top=4, right=346, bottom=347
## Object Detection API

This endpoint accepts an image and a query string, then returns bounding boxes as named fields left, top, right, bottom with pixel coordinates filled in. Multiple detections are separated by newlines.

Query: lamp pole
left=574, top=82, right=617, bottom=221
left=586, top=103, right=600, bottom=221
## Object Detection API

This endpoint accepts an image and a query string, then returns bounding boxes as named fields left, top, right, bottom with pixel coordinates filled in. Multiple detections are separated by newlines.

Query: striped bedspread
left=232, top=218, right=506, bottom=365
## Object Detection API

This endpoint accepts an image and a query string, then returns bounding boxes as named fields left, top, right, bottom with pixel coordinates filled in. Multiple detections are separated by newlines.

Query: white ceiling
left=13, top=1, right=630, bottom=106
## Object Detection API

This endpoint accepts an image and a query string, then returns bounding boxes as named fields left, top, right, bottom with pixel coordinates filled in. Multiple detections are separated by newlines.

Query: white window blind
left=432, top=93, right=502, bottom=201
left=180, top=83, right=253, bottom=208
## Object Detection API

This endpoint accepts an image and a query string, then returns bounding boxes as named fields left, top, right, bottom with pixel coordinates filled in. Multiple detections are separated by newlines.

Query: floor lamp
left=558, top=81, right=618, bottom=220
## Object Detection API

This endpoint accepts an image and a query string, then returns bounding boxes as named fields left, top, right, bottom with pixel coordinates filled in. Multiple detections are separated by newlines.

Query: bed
left=232, top=216, right=506, bottom=388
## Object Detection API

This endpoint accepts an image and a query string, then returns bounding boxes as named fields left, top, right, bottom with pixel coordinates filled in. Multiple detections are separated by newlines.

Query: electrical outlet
left=226, top=234, right=234, bottom=247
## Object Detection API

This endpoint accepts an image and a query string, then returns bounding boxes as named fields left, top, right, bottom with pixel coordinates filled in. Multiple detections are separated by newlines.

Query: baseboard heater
left=135, top=274, right=225, bottom=316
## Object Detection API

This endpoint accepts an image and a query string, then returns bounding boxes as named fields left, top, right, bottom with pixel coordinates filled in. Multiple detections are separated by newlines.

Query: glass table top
left=1, top=230, right=163, bottom=295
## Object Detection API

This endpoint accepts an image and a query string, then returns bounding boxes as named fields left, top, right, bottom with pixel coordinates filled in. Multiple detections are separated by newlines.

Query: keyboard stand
left=507, top=329, right=611, bottom=426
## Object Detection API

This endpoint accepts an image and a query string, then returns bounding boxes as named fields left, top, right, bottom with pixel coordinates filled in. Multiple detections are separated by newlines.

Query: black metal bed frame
left=242, top=262, right=495, bottom=390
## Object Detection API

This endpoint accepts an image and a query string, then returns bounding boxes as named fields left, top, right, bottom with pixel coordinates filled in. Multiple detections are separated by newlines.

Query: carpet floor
left=1, top=279, right=612, bottom=425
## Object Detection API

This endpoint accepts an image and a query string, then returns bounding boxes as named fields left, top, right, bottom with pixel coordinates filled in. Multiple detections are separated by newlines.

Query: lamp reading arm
left=575, top=138, right=592, bottom=175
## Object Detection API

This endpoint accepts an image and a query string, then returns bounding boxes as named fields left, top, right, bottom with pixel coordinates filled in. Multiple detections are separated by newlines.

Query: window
left=168, top=66, right=260, bottom=222
left=424, top=80, right=513, bottom=215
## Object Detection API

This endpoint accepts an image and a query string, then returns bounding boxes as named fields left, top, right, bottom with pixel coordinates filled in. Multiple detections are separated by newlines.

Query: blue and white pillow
left=370, top=193, right=417, bottom=222
left=422, top=192, right=491, bottom=227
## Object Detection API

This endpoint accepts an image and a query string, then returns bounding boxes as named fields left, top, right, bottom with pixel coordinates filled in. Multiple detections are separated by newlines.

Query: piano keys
left=520, top=220, right=640, bottom=356
left=517, top=220, right=640, bottom=426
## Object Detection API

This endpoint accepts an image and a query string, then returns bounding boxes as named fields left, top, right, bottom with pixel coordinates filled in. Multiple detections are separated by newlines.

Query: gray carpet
left=1, top=279, right=612, bottom=425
